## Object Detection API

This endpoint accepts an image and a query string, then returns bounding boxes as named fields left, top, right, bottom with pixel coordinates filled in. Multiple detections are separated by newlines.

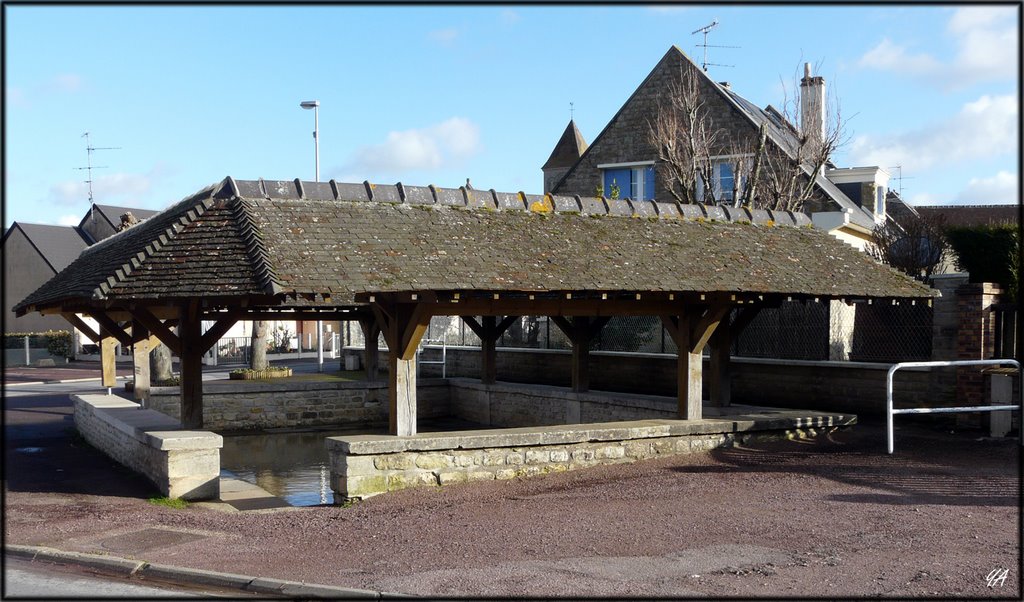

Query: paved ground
left=3, top=368, right=1021, bottom=598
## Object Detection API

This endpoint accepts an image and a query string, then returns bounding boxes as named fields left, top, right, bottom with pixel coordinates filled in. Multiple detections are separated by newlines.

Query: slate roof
left=15, top=177, right=935, bottom=315
left=915, top=205, right=1019, bottom=229
left=3, top=222, right=91, bottom=273
left=542, top=120, right=588, bottom=169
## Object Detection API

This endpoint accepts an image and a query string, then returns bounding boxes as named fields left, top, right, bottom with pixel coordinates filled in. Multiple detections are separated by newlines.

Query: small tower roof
left=542, top=120, right=588, bottom=169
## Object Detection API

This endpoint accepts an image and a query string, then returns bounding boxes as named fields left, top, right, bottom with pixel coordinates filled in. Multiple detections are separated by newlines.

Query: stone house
left=543, top=46, right=891, bottom=252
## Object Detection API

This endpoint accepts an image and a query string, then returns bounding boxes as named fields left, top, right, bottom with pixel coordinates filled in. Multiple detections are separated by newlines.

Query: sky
left=3, top=3, right=1019, bottom=229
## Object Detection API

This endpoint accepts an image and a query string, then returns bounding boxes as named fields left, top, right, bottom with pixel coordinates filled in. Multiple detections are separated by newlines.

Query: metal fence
left=994, top=303, right=1018, bottom=360
left=403, top=299, right=933, bottom=363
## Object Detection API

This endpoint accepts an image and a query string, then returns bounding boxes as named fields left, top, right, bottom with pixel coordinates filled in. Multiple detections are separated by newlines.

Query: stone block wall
left=147, top=379, right=450, bottom=431
left=72, top=394, right=221, bottom=500
left=326, top=418, right=844, bottom=501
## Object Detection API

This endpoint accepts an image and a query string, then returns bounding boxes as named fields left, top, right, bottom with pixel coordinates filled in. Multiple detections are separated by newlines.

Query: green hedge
left=3, top=330, right=73, bottom=357
left=945, top=224, right=1019, bottom=291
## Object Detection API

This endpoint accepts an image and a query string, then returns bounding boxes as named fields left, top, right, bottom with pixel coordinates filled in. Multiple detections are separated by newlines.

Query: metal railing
left=418, top=337, right=447, bottom=378
left=886, top=359, right=1021, bottom=454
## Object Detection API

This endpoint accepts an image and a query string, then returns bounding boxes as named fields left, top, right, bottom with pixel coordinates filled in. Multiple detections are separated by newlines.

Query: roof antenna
left=691, top=20, right=738, bottom=72
left=570, top=101, right=574, bottom=121
left=74, top=132, right=121, bottom=204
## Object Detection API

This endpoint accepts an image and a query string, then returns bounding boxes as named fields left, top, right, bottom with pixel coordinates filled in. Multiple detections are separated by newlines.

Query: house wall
left=2, top=228, right=65, bottom=334
left=551, top=50, right=831, bottom=212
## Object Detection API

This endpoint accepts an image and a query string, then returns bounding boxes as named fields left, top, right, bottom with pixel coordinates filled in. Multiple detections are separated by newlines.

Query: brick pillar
left=956, top=283, right=1003, bottom=409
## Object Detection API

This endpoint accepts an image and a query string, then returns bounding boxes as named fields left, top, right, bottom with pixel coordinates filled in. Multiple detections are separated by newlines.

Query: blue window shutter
left=644, top=166, right=655, bottom=200
left=603, top=169, right=629, bottom=198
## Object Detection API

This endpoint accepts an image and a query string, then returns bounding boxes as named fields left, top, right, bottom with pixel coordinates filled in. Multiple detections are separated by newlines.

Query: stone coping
left=72, top=394, right=223, bottom=450
left=149, top=378, right=445, bottom=394
left=326, top=411, right=855, bottom=455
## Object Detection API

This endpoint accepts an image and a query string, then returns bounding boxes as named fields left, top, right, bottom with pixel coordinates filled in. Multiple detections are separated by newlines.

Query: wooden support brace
left=131, top=320, right=152, bottom=403
left=371, top=298, right=432, bottom=436
left=61, top=313, right=100, bottom=344
left=709, top=314, right=732, bottom=407
left=358, top=316, right=381, bottom=381
left=100, top=327, right=118, bottom=388
left=130, top=306, right=181, bottom=355
left=199, top=317, right=238, bottom=353
left=90, top=312, right=132, bottom=346
left=551, top=316, right=610, bottom=393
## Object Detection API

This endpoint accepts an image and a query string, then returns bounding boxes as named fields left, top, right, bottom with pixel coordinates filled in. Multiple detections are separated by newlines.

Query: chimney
left=800, top=62, right=826, bottom=155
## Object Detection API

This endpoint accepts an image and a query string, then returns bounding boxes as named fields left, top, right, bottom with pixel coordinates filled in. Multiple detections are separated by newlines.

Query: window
left=696, top=156, right=750, bottom=203
left=599, top=163, right=655, bottom=200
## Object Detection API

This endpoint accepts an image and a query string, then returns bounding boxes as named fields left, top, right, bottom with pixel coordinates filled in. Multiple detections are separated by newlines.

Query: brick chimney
left=800, top=62, right=825, bottom=155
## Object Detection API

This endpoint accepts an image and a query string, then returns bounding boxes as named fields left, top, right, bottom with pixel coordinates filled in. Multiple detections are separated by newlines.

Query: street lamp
left=301, top=99, right=324, bottom=371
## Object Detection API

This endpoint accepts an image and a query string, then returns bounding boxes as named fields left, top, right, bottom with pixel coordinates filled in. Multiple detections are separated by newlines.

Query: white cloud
left=499, top=9, right=520, bottom=25
left=346, top=117, right=481, bottom=174
left=57, top=214, right=81, bottom=226
left=955, top=170, right=1018, bottom=204
left=50, top=73, right=83, bottom=93
left=857, top=6, right=1018, bottom=89
left=49, top=172, right=154, bottom=206
left=846, top=94, right=1017, bottom=172
left=428, top=28, right=459, bottom=46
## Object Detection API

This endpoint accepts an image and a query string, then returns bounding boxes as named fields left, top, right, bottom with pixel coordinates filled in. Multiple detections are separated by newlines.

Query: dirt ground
left=5, top=393, right=1020, bottom=600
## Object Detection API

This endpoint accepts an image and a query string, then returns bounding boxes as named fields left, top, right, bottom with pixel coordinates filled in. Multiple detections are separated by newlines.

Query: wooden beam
left=709, top=315, right=731, bottom=407
left=678, top=313, right=703, bottom=421
left=131, top=320, right=152, bottom=403
left=61, top=313, right=100, bottom=344
left=90, top=312, right=132, bottom=346
left=389, top=352, right=417, bottom=436
left=689, top=304, right=730, bottom=354
left=199, top=317, right=238, bottom=353
left=552, top=316, right=610, bottom=393
left=100, top=327, right=118, bottom=388
left=462, top=316, right=485, bottom=340
left=130, top=306, right=181, bottom=355
left=358, top=316, right=381, bottom=381
left=178, top=301, right=204, bottom=429
left=732, top=305, right=764, bottom=337
left=550, top=316, right=575, bottom=342
left=481, top=316, right=498, bottom=384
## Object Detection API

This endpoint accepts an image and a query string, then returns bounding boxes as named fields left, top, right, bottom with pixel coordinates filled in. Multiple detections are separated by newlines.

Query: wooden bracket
left=89, top=312, right=132, bottom=346
left=61, top=313, right=100, bottom=344
left=371, top=297, right=432, bottom=360
left=551, top=315, right=610, bottom=345
left=129, top=306, right=181, bottom=354
left=689, top=304, right=730, bottom=353
left=199, top=317, right=238, bottom=353
left=463, top=315, right=520, bottom=341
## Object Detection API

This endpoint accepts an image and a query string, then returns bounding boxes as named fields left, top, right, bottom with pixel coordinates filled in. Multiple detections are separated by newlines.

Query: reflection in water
left=220, top=426, right=384, bottom=506
left=219, top=418, right=482, bottom=506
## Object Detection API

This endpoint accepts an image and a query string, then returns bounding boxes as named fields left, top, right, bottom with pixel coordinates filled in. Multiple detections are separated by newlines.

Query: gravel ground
left=5, top=412, right=1019, bottom=599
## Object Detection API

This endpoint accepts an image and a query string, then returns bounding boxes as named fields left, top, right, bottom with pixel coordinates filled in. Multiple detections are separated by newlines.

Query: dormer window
left=597, top=161, right=655, bottom=200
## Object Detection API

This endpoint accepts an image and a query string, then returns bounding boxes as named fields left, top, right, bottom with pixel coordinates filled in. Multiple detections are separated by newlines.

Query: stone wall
left=411, top=347, right=942, bottom=416
left=326, top=416, right=849, bottom=501
left=72, top=394, right=221, bottom=500
left=147, top=379, right=450, bottom=431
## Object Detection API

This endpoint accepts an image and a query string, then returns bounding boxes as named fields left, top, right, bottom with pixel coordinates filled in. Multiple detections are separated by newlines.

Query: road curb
left=5, top=544, right=391, bottom=598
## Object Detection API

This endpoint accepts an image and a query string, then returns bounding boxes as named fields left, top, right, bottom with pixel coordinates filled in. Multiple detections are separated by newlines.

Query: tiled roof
left=6, top=223, right=91, bottom=273
left=915, top=205, right=1019, bottom=229
left=15, top=177, right=935, bottom=315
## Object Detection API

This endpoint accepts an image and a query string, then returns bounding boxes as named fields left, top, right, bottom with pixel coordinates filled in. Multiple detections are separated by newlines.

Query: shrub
left=4, top=330, right=72, bottom=357
left=945, top=224, right=1019, bottom=294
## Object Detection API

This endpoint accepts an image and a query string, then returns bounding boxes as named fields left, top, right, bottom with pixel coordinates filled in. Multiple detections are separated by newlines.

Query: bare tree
left=868, top=213, right=949, bottom=281
left=647, top=66, right=719, bottom=204
left=250, top=320, right=269, bottom=370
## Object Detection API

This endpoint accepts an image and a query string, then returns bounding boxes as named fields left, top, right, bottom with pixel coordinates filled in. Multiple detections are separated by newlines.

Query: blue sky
left=4, top=3, right=1019, bottom=228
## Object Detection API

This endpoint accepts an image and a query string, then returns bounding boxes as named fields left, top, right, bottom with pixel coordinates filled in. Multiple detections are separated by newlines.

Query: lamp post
left=301, top=99, right=324, bottom=372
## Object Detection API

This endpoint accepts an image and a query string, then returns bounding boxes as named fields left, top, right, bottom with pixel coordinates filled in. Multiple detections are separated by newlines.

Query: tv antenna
left=691, top=20, right=739, bottom=72
left=74, top=132, right=121, bottom=203
left=888, top=165, right=916, bottom=199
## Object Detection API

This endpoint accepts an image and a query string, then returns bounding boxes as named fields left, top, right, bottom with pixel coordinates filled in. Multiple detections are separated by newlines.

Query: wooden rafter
left=130, top=306, right=181, bottom=354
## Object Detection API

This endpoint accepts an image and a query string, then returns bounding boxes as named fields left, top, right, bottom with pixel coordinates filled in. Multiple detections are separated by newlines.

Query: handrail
left=886, top=359, right=1021, bottom=454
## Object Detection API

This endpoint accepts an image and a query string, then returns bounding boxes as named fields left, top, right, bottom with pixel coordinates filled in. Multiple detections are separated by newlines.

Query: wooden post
left=131, top=321, right=154, bottom=403
left=570, top=317, right=590, bottom=393
left=481, top=316, right=497, bottom=384
left=100, top=327, right=117, bottom=388
left=372, top=298, right=430, bottom=436
left=178, top=302, right=204, bottom=429
left=662, top=304, right=729, bottom=421
left=679, top=317, right=703, bottom=421
left=388, top=353, right=417, bottom=436
left=550, top=316, right=608, bottom=394
left=359, top=317, right=380, bottom=381
left=709, top=317, right=731, bottom=407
